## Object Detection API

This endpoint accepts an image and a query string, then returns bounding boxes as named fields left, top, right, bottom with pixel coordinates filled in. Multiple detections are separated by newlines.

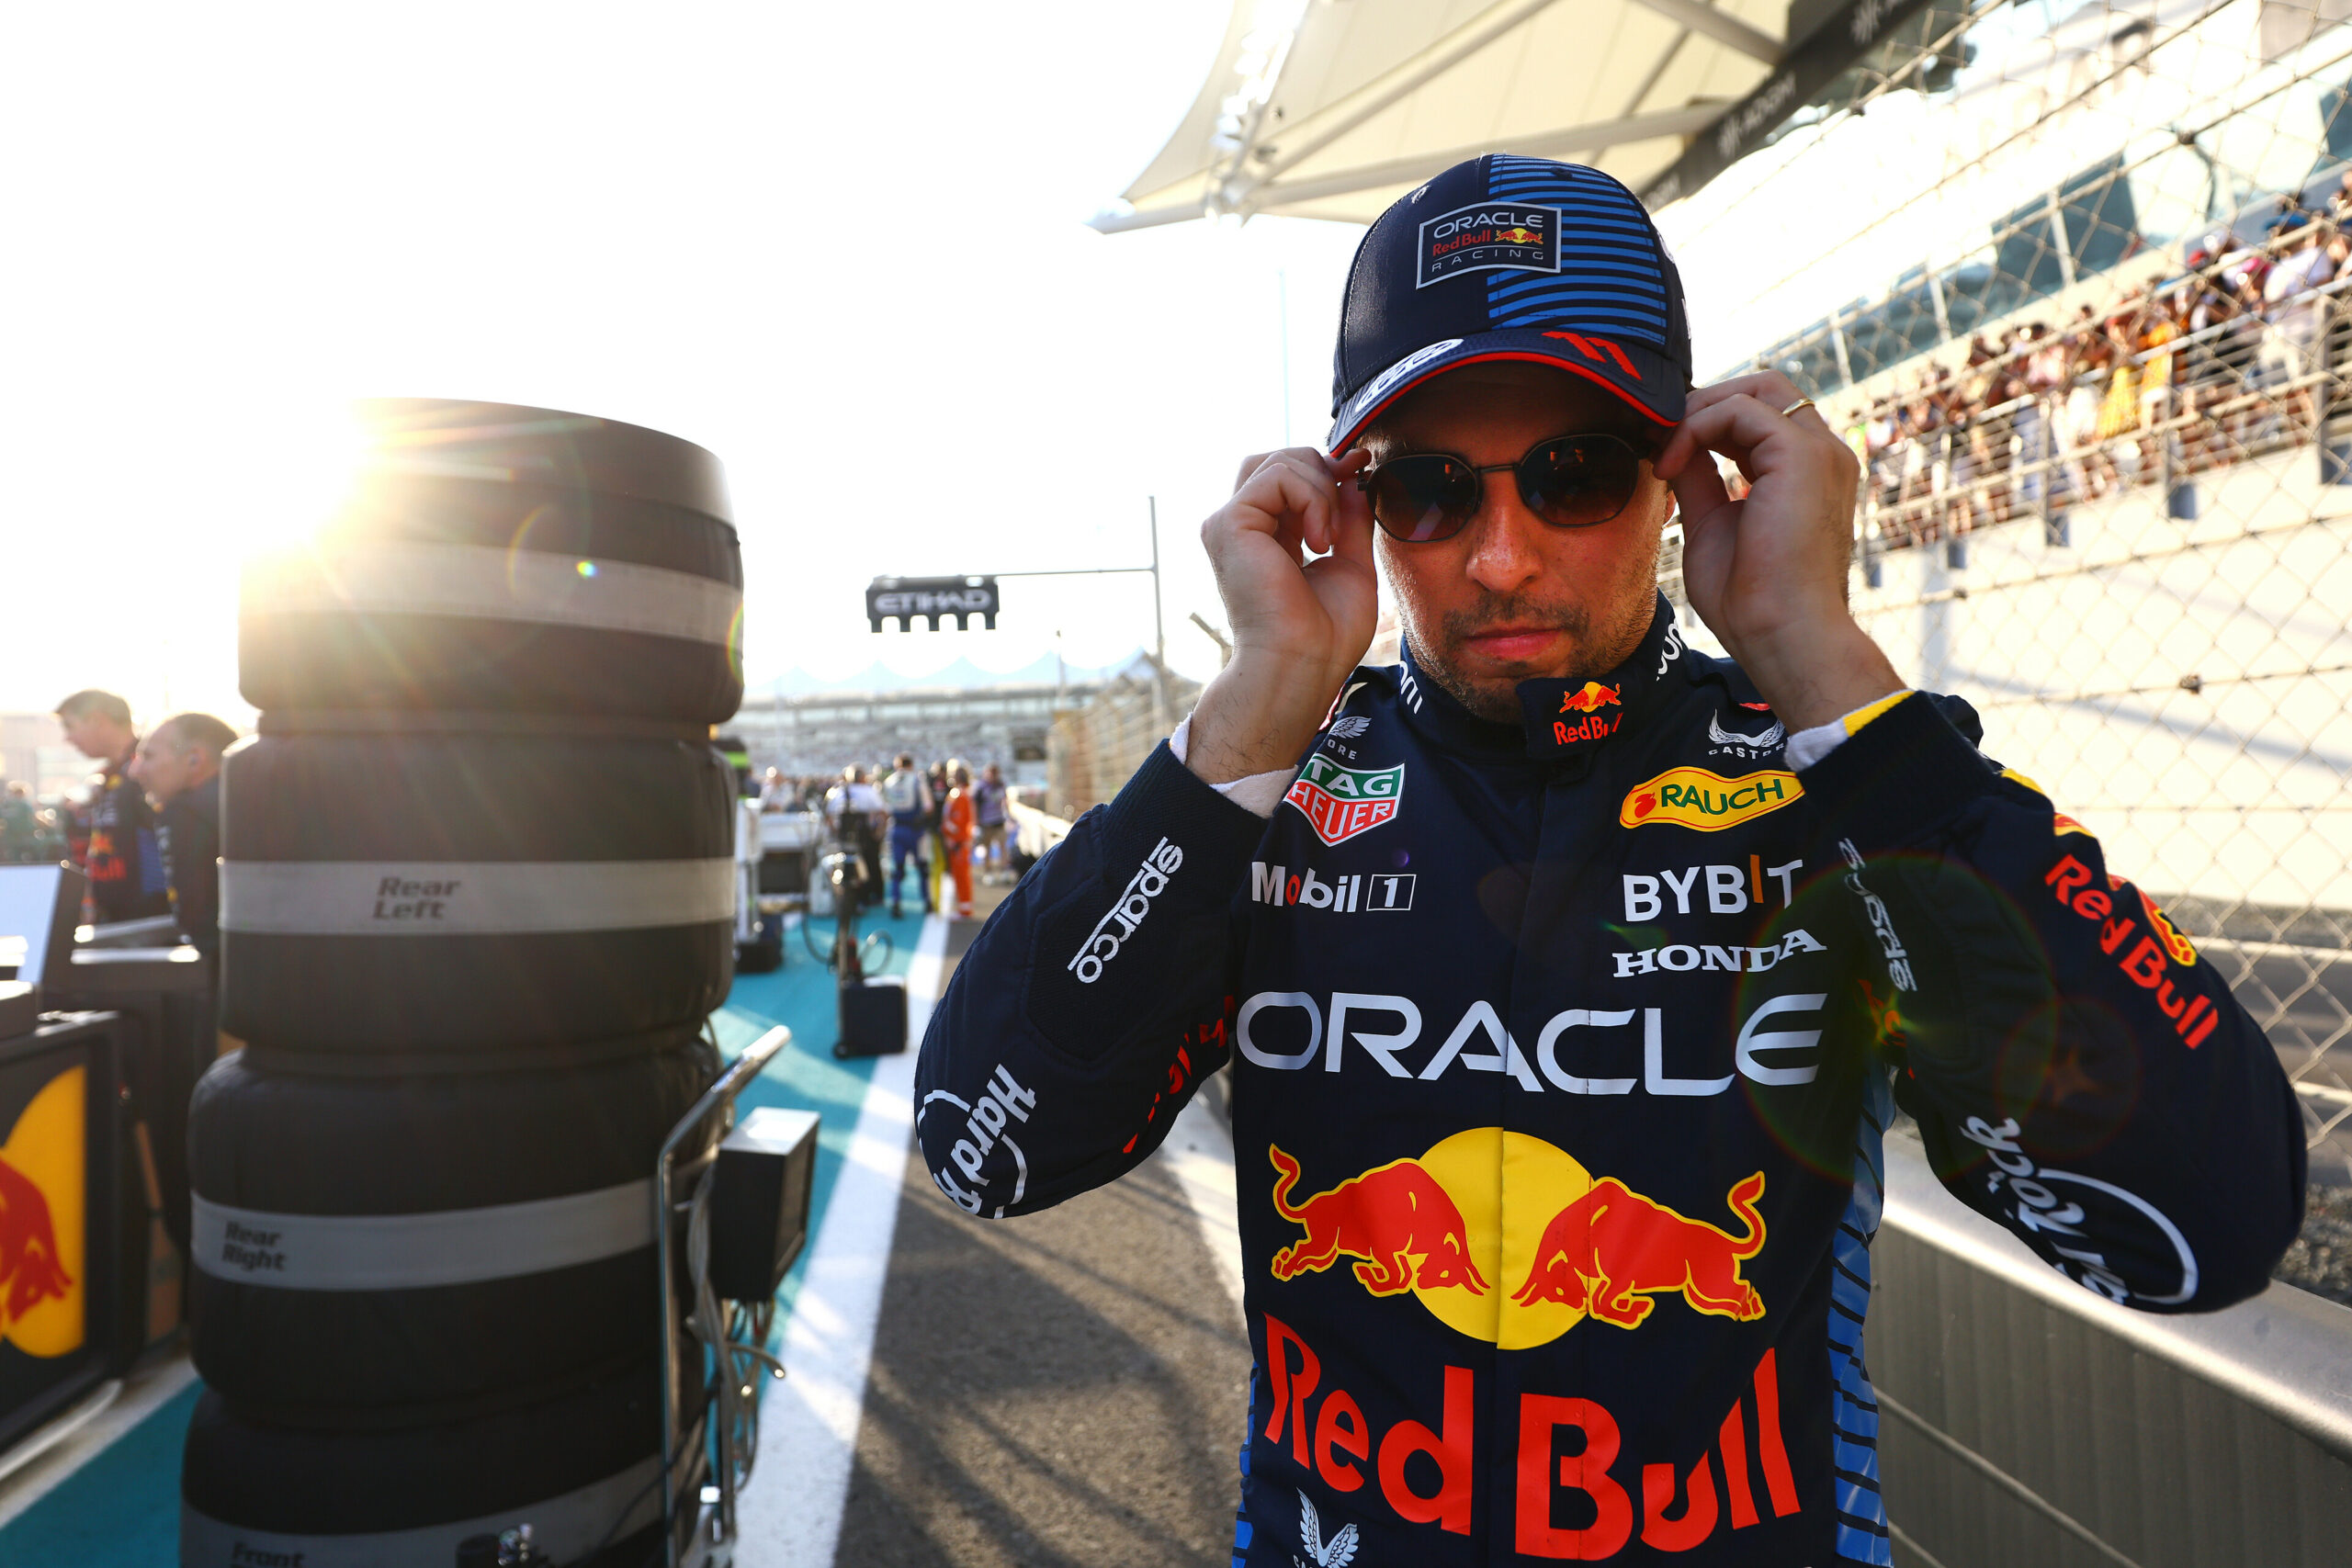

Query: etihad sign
left=1621, top=767, right=1802, bottom=831
left=1284, top=755, right=1404, bottom=846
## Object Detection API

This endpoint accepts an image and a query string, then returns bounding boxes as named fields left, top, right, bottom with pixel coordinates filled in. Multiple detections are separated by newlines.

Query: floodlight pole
left=1149, top=497, right=1168, bottom=735
left=973, top=500, right=1169, bottom=732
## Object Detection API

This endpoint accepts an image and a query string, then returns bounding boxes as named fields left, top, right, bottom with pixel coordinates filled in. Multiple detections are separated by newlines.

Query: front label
left=1619, top=768, right=1802, bottom=831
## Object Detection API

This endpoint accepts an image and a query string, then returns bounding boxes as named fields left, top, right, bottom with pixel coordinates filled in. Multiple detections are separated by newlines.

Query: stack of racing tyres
left=184, top=400, right=745, bottom=1565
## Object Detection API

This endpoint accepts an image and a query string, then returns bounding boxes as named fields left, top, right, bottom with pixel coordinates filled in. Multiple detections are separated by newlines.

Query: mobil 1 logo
left=1251, top=863, right=1414, bottom=912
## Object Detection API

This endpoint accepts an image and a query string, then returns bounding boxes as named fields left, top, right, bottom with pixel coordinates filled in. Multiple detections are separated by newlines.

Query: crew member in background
left=940, top=760, right=977, bottom=920
left=880, top=752, right=934, bottom=919
left=824, top=765, right=887, bottom=910
left=923, top=761, right=951, bottom=914
left=130, top=712, right=236, bottom=956
left=55, top=688, right=171, bottom=924
left=971, top=762, right=1009, bottom=885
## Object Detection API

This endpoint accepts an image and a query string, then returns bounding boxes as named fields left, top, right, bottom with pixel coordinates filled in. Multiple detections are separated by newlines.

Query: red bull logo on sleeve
left=1265, top=1130, right=1765, bottom=1349
left=0, top=1065, right=84, bottom=1357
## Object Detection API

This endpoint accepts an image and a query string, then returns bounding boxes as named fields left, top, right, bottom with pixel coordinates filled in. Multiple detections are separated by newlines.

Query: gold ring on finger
left=1781, top=397, right=1815, bottom=417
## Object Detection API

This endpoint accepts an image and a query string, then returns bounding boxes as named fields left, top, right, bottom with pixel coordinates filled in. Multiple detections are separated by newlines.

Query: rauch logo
left=1619, top=767, right=1802, bottom=832
left=1284, top=756, right=1405, bottom=846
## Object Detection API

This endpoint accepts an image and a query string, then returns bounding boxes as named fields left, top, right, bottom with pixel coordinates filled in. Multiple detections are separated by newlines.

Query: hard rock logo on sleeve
left=1285, top=757, right=1405, bottom=846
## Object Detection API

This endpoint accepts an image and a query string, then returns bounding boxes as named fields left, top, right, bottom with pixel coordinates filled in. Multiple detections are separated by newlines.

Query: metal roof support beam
left=1247, top=102, right=1727, bottom=210
left=1238, top=0, right=1569, bottom=191
left=1624, top=0, right=1783, bottom=64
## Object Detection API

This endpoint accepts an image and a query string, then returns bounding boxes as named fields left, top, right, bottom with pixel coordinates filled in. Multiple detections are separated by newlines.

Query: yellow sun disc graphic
left=1410, top=1127, right=1593, bottom=1350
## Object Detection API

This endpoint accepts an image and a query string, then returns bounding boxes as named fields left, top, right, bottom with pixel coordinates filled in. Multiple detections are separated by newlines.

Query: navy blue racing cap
left=1327, top=154, right=1694, bottom=452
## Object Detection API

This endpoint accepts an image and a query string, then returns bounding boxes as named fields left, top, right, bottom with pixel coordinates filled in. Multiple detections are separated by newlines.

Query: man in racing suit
left=915, top=157, right=2304, bottom=1566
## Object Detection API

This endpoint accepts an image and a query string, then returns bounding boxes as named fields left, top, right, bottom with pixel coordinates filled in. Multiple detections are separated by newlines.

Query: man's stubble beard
left=1388, top=578, right=1658, bottom=725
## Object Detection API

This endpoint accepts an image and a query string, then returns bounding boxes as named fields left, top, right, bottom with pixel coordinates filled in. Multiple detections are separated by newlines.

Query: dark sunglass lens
left=1521, top=437, right=1640, bottom=526
left=1370, top=456, right=1477, bottom=542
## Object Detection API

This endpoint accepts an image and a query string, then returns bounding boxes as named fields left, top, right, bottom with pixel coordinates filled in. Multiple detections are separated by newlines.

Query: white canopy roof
left=1092, top=0, right=1796, bottom=231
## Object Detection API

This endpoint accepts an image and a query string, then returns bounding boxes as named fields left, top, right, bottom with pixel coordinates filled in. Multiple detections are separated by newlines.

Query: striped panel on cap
left=1484, top=157, right=1669, bottom=344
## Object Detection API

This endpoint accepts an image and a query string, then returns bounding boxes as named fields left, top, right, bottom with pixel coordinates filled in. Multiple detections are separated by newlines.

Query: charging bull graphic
left=1268, top=1145, right=1489, bottom=1296
left=1512, top=1170, right=1768, bottom=1327
left=0, top=1156, right=70, bottom=1325
left=0, top=1064, right=85, bottom=1357
left=1558, top=681, right=1620, bottom=715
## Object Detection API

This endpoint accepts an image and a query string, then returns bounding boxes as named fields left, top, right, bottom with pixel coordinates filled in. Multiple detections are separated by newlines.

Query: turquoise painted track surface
left=0, top=906, right=923, bottom=1566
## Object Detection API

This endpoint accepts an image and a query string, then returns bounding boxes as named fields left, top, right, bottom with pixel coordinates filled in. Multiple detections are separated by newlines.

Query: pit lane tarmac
left=809, top=897, right=1250, bottom=1568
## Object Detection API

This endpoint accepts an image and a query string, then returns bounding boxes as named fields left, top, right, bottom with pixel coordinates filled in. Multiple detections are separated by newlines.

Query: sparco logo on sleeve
left=1068, top=838, right=1184, bottom=984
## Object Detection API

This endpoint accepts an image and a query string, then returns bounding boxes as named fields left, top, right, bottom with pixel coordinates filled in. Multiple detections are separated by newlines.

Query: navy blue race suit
left=915, top=597, right=2303, bottom=1566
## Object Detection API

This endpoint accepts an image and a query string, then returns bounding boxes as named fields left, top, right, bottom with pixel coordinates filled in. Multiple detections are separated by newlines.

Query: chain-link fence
left=1046, top=656, right=1201, bottom=819
left=1650, top=1, right=2352, bottom=1292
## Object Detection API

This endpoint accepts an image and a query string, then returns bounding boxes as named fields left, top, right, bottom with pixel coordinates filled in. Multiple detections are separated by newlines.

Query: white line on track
left=735, top=912, right=945, bottom=1567
left=1157, top=1085, right=1245, bottom=1314
left=0, top=1354, right=199, bottom=1529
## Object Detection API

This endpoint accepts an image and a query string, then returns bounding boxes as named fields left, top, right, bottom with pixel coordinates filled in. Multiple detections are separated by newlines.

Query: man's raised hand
left=1184, top=446, right=1379, bottom=784
left=1652, top=373, right=1902, bottom=732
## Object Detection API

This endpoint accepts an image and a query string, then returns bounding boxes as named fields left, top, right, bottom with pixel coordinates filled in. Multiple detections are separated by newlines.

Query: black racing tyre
left=239, top=398, right=745, bottom=724
left=219, top=730, right=734, bottom=1055
left=180, top=1363, right=665, bottom=1568
left=186, top=1036, right=718, bottom=1424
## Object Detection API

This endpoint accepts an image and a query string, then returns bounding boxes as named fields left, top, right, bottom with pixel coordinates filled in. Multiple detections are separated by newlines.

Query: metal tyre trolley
left=654, top=1024, right=800, bottom=1568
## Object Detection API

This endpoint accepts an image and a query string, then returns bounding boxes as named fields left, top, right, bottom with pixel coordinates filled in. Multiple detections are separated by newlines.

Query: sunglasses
left=1356, top=432, right=1652, bottom=543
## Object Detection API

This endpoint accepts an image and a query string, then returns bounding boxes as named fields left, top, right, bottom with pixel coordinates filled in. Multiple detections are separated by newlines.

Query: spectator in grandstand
left=2262, top=212, right=2335, bottom=439
left=880, top=752, right=933, bottom=919
left=940, top=760, right=976, bottom=920
left=971, top=762, right=1009, bottom=884
left=54, top=689, right=170, bottom=924
left=130, top=712, right=235, bottom=955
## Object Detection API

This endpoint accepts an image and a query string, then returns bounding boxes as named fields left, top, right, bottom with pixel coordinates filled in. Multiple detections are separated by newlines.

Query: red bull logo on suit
left=1265, top=1130, right=1765, bottom=1349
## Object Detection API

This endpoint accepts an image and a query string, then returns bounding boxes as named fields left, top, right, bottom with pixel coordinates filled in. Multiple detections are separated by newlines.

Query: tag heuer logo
left=1284, top=755, right=1404, bottom=845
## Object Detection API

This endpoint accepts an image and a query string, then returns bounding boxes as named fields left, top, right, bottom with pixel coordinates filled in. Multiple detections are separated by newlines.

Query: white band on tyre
left=180, top=1454, right=662, bottom=1567
left=191, top=1179, right=655, bottom=1291
left=244, top=539, right=741, bottom=648
left=221, top=858, right=735, bottom=934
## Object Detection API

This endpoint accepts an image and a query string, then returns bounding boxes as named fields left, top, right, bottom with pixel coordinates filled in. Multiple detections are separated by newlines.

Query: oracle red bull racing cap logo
left=0, top=1065, right=84, bottom=1357
left=1284, top=756, right=1404, bottom=847
left=1266, top=1129, right=1765, bottom=1348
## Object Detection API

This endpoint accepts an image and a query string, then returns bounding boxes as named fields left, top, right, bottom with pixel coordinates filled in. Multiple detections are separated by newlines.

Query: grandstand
left=1655, top=0, right=2352, bottom=1182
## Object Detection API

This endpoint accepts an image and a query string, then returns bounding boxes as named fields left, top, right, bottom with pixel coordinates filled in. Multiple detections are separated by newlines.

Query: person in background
left=939, top=760, right=976, bottom=920
left=55, top=689, right=171, bottom=924
left=971, top=762, right=1009, bottom=884
left=824, top=765, right=886, bottom=908
left=1, top=784, right=42, bottom=863
left=757, top=766, right=794, bottom=812
left=130, top=712, right=236, bottom=955
left=924, top=761, right=951, bottom=914
left=879, top=752, right=934, bottom=919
